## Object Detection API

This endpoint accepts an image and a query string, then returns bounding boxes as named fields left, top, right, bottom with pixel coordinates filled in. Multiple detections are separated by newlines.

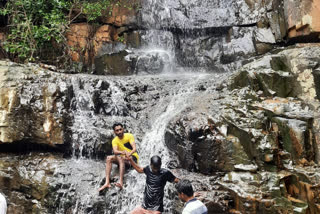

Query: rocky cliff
left=0, top=0, right=320, bottom=214
left=0, top=44, right=319, bottom=213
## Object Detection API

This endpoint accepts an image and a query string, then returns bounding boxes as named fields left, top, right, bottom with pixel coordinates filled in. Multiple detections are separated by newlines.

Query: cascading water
left=50, top=1, right=234, bottom=213
left=50, top=71, right=229, bottom=214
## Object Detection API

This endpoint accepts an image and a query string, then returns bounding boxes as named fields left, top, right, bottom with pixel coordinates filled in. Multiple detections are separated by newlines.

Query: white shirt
left=182, top=198, right=208, bottom=214
left=0, top=193, right=7, bottom=214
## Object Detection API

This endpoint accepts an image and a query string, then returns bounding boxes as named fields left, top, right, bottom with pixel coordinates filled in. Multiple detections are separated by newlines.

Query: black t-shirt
left=142, top=166, right=176, bottom=212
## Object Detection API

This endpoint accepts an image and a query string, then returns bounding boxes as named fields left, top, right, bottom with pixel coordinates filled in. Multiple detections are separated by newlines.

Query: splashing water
left=114, top=73, right=217, bottom=213
left=51, top=70, right=228, bottom=214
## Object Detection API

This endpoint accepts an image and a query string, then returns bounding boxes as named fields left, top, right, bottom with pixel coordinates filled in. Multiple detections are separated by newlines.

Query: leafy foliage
left=0, top=0, right=127, bottom=65
left=82, top=0, right=112, bottom=22
left=0, top=0, right=71, bottom=62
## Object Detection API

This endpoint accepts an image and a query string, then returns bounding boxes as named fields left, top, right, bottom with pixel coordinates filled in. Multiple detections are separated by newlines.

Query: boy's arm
left=127, top=141, right=137, bottom=157
left=128, top=157, right=144, bottom=173
left=112, top=145, right=125, bottom=155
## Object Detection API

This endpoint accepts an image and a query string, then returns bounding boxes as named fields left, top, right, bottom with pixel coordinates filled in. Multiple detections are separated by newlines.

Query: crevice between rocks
left=0, top=140, right=69, bottom=155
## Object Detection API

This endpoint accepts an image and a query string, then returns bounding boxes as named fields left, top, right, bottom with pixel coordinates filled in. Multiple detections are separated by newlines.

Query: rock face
left=101, top=0, right=139, bottom=27
left=0, top=3, right=320, bottom=214
left=0, top=61, right=68, bottom=145
left=1, top=45, right=319, bottom=214
left=66, top=23, right=92, bottom=64
left=1, top=0, right=319, bottom=74
left=0, top=153, right=61, bottom=214
left=62, top=0, right=320, bottom=74
left=164, top=45, right=320, bottom=213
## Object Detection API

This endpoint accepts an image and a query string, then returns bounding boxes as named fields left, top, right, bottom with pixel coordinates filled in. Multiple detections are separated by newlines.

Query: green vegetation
left=82, top=0, right=112, bottom=21
left=117, top=35, right=125, bottom=43
left=0, top=0, right=131, bottom=64
left=0, top=0, right=71, bottom=62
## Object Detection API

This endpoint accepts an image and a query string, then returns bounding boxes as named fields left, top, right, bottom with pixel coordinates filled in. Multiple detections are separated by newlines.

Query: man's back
left=183, top=198, right=208, bottom=214
left=142, top=166, right=176, bottom=212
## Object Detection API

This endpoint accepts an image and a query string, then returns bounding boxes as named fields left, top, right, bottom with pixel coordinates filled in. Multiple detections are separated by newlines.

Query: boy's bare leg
left=98, top=155, right=116, bottom=191
left=115, top=156, right=125, bottom=189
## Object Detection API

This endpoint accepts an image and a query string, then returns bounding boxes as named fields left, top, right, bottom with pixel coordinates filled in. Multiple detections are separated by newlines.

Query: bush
left=0, top=0, right=123, bottom=65
left=0, top=0, right=71, bottom=62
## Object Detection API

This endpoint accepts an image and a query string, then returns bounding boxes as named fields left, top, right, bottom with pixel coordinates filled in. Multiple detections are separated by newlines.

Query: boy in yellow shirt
left=98, top=123, right=139, bottom=191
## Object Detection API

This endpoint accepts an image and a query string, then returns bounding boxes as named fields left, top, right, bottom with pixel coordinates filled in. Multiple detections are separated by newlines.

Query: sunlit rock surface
left=0, top=61, right=67, bottom=146
left=284, top=0, right=320, bottom=39
left=0, top=45, right=320, bottom=213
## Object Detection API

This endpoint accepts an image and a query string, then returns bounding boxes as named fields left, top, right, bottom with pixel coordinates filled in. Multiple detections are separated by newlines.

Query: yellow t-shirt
left=112, top=133, right=139, bottom=161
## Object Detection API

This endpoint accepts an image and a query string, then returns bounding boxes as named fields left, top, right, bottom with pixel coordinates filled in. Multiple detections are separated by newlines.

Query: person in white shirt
left=176, top=179, right=207, bottom=214
left=0, top=193, right=7, bottom=214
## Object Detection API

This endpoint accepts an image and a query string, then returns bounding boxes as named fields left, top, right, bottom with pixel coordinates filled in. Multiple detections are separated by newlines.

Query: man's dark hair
left=112, top=123, right=124, bottom=130
left=176, top=179, right=194, bottom=197
left=150, top=155, right=162, bottom=169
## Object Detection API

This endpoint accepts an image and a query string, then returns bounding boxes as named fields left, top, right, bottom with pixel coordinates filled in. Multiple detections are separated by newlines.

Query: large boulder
left=0, top=61, right=68, bottom=146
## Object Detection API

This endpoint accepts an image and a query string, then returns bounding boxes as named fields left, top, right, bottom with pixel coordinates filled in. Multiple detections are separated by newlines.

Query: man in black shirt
left=127, top=155, right=179, bottom=214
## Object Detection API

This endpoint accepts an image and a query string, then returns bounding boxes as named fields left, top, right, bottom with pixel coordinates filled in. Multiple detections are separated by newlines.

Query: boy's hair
left=150, top=155, right=162, bottom=169
left=176, top=179, right=194, bottom=197
left=112, top=123, right=124, bottom=130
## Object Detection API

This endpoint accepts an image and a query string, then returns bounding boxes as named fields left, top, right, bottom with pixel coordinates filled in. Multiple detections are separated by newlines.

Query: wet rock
left=229, top=45, right=320, bottom=101
left=94, top=47, right=133, bottom=75
left=254, top=28, right=276, bottom=44
left=139, top=0, right=265, bottom=29
left=0, top=45, right=320, bottom=214
left=164, top=91, right=253, bottom=174
left=127, top=50, right=173, bottom=74
left=0, top=153, right=62, bottom=214
left=217, top=169, right=320, bottom=214
left=271, top=117, right=308, bottom=163
left=93, top=25, right=117, bottom=57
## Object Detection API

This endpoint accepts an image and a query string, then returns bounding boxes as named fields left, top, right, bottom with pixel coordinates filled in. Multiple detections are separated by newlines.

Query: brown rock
left=255, top=42, right=273, bottom=55
left=0, top=62, right=66, bottom=146
left=101, top=1, right=139, bottom=27
left=66, top=23, right=92, bottom=63
left=284, top=0, right=320, bottom=38
left=93, top=25, right=116, bottom=56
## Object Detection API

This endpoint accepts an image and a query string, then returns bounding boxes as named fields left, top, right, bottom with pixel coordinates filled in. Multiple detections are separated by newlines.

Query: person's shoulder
left=160, top=168, right=174, bottom=177
left=112, top=136, right=119, bottom=143
left=124, top=133, right=134, bottom=138
left=186, top=199, right=207, bottom=212
left=143, top=165, right=150, bottom=174
left=160, top=168, right=169, bottom=173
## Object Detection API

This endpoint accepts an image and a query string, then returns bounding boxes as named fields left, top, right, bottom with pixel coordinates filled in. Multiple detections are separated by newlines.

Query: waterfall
left=51, top=1, right=234, bottom=213
left=49, top=71, right=228, bottom=213
left=105, top=73, right=222, bottom=214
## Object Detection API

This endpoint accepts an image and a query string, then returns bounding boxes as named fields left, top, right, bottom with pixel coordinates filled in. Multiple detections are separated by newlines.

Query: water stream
left=51, top=1, right=233, bottom=213
left=50, top=71, right=228, bottom=214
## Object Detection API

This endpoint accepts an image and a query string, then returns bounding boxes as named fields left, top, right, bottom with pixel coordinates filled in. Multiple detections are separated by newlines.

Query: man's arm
left=112, top=145, right=125, bottom=155
left=127, top=157, right=144, bottom=173
left=127, top=141, right=137, bottom=157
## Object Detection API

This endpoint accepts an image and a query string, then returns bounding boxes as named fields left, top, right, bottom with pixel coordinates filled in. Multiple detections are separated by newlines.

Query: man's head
left=176, top=179, right=194, bottom=202
left=150, top=155, right=162, bottom=173
left=113, top=123, right=124, bottom=138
